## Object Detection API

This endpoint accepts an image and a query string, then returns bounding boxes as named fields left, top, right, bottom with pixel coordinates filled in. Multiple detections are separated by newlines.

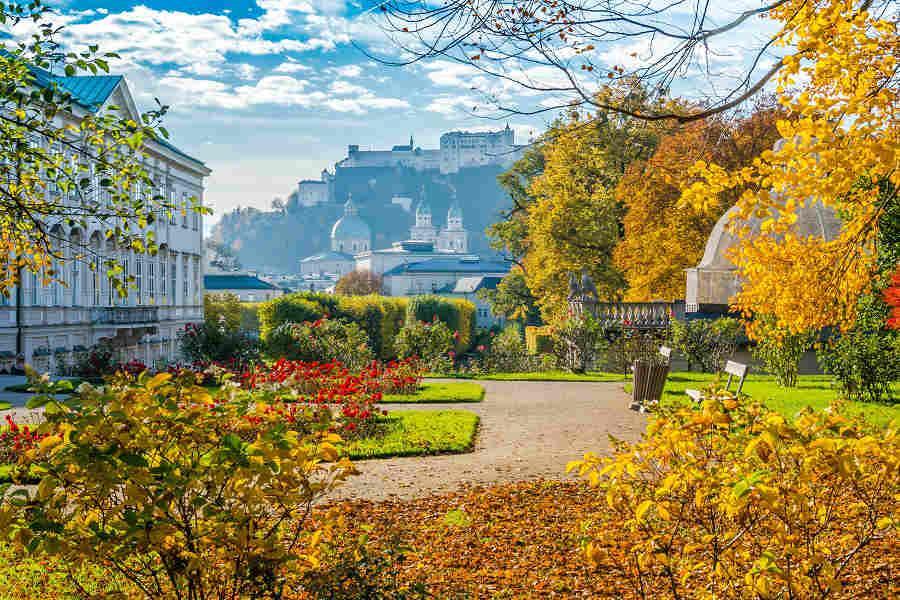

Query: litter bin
left=630, top=359, right=670, bottom=412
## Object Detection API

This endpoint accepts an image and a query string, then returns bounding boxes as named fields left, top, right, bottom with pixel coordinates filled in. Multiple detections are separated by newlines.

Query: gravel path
left=335, top=379, right=646, bottom=500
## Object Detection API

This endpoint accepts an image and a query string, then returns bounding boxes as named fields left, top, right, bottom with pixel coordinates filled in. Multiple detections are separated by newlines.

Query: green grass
left=381, top=381, right=485, bottom=403
left=342, top=410, right=479, bottom=459
left=0, top=401, right=10, bottom=411
left=629, top=372, right=900, bottom=427
left=426, top=370, right=627, bottom=382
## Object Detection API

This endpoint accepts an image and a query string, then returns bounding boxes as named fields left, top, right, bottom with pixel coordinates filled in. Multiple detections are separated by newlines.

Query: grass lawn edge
left=380, top=381, right=486, bottom=403
left=342, top=409, right=480, bottom=460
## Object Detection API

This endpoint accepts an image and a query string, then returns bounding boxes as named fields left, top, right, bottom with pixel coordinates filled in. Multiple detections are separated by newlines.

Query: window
left=193, top=256, right=200, bottom=304
left=135, top=254, right=143, bottom=305
left=72, top=258, right=80, bottom=306
left=159, top=251, right=166, bottom=300
left=169, top=252, right=177, bottom=306
left=147, top=257, right=155, bottom=301
left=181, top=193, right=189, bottom=228
left=168, top=183, right=177, bottom=225
left=182, top=254, right=189, bottom=300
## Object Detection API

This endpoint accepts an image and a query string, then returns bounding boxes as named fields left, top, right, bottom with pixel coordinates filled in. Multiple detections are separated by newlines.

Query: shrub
left=72, top=341, right=117, bottom=379
left=178, top=321, right=261, bottom=368
left=670, top=317, right=742, bottom=372
left=553, top=314, right=609, bottom=373
left=240, top=302, right=262, bottom=333
left=1, top=372, right=356, bottom=599
left=569, top=392, right=900, bottom=599
left=603, top=327, right=669, bottom=374
left=479, top=326, right=528, bottom=372
left=265, top=318, right=374, bottom=370
left=405, top=295, right=475, bottom=352
left=0, top=415, right=48, bottom=464
left=203, top=292, right=242, bottom=331
left=394, top=320, right=453, bottom=364
left=525, top=325, right=554, bottom=354
left=751, top=318, right=815, bottom=387
left=819, top=328, right=900, bottom=404
left=258, top=294, right=325, bottom=340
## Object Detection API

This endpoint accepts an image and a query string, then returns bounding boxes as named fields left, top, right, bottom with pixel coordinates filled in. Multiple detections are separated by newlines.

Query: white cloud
left=273, top=60, right=312, bottom=73
left=329, top=80, right=368, bottom=95
left=331, top=64, right=363, bottom=78
left=425, top=95, right=479, bottom=116
left=158, top=75, right=409, bottom=115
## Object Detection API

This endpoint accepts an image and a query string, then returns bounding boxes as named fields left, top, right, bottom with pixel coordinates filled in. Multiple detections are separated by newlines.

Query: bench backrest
left=724, top=360, right=749, bottom=394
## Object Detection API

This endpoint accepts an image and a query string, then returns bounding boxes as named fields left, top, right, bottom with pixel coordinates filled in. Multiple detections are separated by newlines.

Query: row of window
left=0, top=251, right=202, bottom=309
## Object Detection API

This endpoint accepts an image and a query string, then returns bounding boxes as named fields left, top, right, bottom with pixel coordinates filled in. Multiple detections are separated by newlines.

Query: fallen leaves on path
left=322, top=480, right=898, bottom=599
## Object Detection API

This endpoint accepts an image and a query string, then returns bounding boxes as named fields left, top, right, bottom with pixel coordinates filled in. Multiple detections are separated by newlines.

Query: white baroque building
left=0, top=69, right=210, bottom=374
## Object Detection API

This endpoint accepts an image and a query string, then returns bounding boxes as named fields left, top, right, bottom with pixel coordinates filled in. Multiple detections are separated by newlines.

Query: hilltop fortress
left=296, top=126, right=525, bottom=207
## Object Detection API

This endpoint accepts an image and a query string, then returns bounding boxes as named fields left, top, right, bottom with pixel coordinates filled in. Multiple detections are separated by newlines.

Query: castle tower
left=410, top=186, right=438, bottom=243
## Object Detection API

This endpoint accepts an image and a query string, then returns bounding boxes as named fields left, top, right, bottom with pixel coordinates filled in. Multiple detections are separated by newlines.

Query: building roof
left=300, top=250, right=355, bottom=263
left=15, top=56, right=205, bottom=166
left=439, top=275, right=504, bottom=294
left=204, top=274, right=280, bottom=291
left=383, top=256, right=511, bottom=276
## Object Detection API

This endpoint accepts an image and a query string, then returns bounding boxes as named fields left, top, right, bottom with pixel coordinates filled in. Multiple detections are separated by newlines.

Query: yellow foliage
left=680, top=1, right=898, bottom=333
left=572, top=390, right=900, bottom=598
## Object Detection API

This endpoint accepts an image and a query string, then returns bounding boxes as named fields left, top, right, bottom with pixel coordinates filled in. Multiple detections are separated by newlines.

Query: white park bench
left=685, top=360, right=749, bottom=403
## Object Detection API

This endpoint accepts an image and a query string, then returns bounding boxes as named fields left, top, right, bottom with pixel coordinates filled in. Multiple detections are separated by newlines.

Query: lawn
left=0, top=401, right=10, bottom=411
left=428, top=370, right=627, bottom=382
left=380, top=381, right=485, bottom=403
left=630, top=372, right=900, bottom=427
left=342, top=410, right=479, bottom=459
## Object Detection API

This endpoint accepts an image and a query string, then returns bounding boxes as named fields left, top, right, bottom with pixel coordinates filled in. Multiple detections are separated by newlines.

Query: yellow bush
left=1, top=372, right=355, bottom=598
left=525, top=326, right=553, bottom=354
left=569, top=391, right=900, bottom=598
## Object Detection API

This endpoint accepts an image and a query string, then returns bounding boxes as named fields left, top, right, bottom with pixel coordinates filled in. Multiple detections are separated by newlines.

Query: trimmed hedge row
left=525, top=326, right=554, bottom=354
left=257, top=292, right=476, bottom=358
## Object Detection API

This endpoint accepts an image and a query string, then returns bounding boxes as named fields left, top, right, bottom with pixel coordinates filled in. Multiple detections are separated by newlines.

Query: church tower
left=437, top=194, right=468, bottom=253
left=410, top=186, right=438, bottom=243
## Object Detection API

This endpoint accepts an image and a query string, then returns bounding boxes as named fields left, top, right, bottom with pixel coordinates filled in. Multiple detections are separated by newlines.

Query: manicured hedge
left=240, top=302, right=262, bottom=333
left=406, top=295, right=476, bottom=353
left=258, top=296, right=324, bottom=339
left=525, top=326, right=554, bottom=354
left=257, top=292, right=476, bottom=358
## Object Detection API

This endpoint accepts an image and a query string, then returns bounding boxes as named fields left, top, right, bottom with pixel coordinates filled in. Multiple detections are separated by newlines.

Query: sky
left=3, top=1, right=780, bottom=228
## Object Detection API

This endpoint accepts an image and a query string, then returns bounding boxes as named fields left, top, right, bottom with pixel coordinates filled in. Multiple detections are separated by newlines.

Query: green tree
left=478, top=271, right=540, bottom=325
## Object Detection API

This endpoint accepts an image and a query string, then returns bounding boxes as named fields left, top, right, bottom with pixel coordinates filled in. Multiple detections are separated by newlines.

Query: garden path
left=336, top=379, right=646, bottom=500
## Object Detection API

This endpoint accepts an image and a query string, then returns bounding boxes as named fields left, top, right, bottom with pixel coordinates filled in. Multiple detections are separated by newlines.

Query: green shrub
left=265, top=318, right=374, bottom=369
left=553, top=314, right=609, bottom=373
left=258, top=295, right=325, bottom=340
left=751, top=318, right=815, bottom=387
left=819, top=328, right=900, bottom=404
left=394, top=320, right=453, bottom=364
left=480, top=326, right=532, bottom=372
left=240, top=302, right=261, bottom=333
left=336, top=295, right=408, bottom=359
left=603, top=328, right=669, bottom=374
left=203, top=292, right=242, bottom=331
left=450, top=298, right=477, bottom=352
left=178, top=322, right=260, bottom=368
left=405, top=295, right=475, bottom=353
left=670, top=317, right=742, bottom=372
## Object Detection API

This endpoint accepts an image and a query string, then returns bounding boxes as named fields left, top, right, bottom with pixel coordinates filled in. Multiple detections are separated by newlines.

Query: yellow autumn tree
left=615, top=106, right=782, bottom=301
left=681, top=1, right=898, bottom=335
left=523, top=101, right=663, bottom=322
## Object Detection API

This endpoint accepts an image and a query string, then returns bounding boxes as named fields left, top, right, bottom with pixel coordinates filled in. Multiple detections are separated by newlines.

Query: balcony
left=91, top=306, right=159, bottom=325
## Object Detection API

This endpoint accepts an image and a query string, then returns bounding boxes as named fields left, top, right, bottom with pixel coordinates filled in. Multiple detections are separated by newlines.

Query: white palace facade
left=0, top=68, right=210, bottom=374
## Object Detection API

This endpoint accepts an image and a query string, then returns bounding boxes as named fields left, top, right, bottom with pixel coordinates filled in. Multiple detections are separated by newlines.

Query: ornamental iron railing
left=91, top=306, right=159, bottom=325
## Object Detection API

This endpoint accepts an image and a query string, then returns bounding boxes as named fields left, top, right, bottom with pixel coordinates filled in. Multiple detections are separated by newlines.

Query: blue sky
left=8, top=1, right=779, bottom=227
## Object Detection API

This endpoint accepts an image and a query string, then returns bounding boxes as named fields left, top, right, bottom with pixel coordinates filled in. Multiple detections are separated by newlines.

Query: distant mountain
left=211, top=164, right=512, bottom=273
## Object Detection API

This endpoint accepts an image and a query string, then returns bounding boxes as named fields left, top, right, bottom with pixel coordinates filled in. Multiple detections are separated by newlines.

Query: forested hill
left=210, top=164, right=511, bottom=272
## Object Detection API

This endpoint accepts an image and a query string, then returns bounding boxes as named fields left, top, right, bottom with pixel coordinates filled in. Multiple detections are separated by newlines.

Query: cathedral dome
left=331, top=194, right=371, bottom=252
left=448, top=200, right=463, bottom=220
left=331, top=214, right=370, bottom=241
